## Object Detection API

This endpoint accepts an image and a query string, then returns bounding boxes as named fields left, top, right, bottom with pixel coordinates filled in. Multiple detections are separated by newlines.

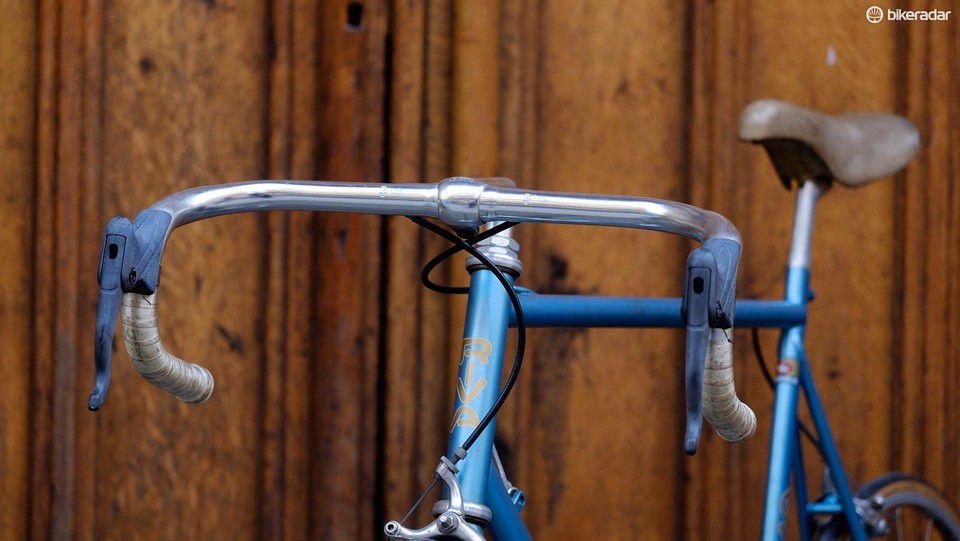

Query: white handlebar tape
left=703, top=329, right=756, bottom=443
left=120, top=292, right=214, bottom=404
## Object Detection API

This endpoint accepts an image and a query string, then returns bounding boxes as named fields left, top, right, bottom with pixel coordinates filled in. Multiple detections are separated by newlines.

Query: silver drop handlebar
left=89, top=177, right=755, bottom=450
left=150, top=176, right=739, bottom=241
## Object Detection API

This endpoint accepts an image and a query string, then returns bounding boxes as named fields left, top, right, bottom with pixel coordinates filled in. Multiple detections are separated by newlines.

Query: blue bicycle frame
left=89, top=177, right=868, bottom=539
left=451, top=181, right=868, bottom=540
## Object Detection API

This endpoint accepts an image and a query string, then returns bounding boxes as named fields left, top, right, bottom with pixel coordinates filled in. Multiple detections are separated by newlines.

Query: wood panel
left=515, top=1, right=691, bottom=539
left=261, top=1, right=320, bottom=538
left=383, top=0, right=450, bottom=527
left=93, top=2, right=269, bottom=539
left=1, top=1, right=957, bottom=540
left=0, top=0, right=386, bottom=539
left=31, top=0, right=105, bottom=537
left=309, top=1, right=386, bottom=538
left=898, top=0, right=960, bottom=498
left=0, top=1, right=37, bottom=539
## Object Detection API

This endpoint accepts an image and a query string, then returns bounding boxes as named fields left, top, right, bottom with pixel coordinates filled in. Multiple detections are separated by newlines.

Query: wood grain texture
left=0, top=1, right=37, bottom=538
left=1, top=0, right=957, bottom=540
left=92, top=2, right=269, bottom=540
left=383, top=0, right=436, bottom=526
left=260, top=0, right=320, bottom=538
left=898, top=0, right=960, bottom=502
left=515, top=2, right=690, bottom=538
left=309, top=2, right=386, bottom=538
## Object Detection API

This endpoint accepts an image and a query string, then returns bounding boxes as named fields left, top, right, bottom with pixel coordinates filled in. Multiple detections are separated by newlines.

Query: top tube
left=149, top=176, right=740, bottom=245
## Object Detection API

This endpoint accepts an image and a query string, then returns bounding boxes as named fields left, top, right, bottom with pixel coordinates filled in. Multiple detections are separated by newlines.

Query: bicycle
left=86, top=99, right=959, bottom=540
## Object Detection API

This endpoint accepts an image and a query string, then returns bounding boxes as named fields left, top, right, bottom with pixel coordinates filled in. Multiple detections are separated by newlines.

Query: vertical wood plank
left=420, top=0, right=458, bottom=461
left=310, top=1, right=386, bottom=538
left=383, top=0, right=431, bottom=525
left=451, top=0, right=500, bottom=177
left=898, top=5, right=960, bottom=502
left=73, top=0, right=106, bottom=539
left=27, top=0, right=105, bottom=535
left=0, top=1, right=37, bottom=538
left=51, top=0, right=83, bottom=531
left=93, top=2, right=269, bottom=539
left=491, top=0, right=539, bottom=480
left=382, top=0, right=473, bottom=529
left=26, top=3, right=107, bottom=539
left=259, top=0, right=320, bottom=538
left=30, top=0, right=60, bottom=537
left=411, top=0, right=464, bottom=524
left=277, top=2, right=323, bottom=538
left=513, top=1, right=690, bottom=538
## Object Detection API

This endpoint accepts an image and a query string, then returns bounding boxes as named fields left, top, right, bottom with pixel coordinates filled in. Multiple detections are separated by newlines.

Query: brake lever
left=88, top=210, right=171, bottom=411
left=680, top=248, right=716, bottom=455
left=680, top=238, right=740, bottom=454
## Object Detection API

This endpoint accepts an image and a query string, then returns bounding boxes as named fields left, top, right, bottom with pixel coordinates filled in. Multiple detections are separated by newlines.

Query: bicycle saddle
left=738, top=99, right=920, bottom=188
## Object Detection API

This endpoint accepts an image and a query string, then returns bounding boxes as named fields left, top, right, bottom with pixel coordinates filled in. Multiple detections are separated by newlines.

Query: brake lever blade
left=684, top=315, right=709, bottom=454
left=90, top=288, right=123, bottom=411
left=681, top=247, right=718, bottom=455
left=88, top=218, right=133, bottom=411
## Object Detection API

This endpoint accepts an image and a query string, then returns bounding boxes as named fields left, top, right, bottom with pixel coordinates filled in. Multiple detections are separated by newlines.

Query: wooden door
left=1, top=1, right=957, bottom=539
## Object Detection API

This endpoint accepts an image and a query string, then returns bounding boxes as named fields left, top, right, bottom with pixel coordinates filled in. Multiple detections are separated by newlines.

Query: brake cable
left=409, top=217, right=526, bottom=459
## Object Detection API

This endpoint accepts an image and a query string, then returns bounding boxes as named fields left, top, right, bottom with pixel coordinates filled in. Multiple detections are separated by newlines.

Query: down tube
left=448, top=269, right=513, bottom=508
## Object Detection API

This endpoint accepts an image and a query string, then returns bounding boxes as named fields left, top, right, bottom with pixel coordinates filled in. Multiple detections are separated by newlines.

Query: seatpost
left=787, top=180, right=830, bottom=272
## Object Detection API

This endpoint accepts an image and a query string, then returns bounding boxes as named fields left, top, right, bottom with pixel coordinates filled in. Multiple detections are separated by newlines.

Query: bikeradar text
left=887, top=8, right=951, bottom=21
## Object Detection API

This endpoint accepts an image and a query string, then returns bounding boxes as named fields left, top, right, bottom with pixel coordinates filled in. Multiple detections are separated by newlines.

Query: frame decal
left=777, top=358, right=801, bottom=379
left=451, top=337, right=493, bottom=432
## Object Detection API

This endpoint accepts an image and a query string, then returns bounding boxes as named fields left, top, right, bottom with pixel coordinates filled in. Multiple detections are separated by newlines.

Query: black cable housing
left=410, top=217, right=526, bottom=461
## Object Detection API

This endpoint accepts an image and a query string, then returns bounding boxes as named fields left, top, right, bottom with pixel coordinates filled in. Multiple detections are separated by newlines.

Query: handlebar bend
left=88, top=177, right=754, bottom=452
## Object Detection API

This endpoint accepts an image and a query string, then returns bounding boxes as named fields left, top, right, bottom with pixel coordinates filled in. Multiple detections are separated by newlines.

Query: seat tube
left=762, top=319, right=806, bottom=540
left=762, top=180, right=825, bottom=540
left=447, top=229, right=522, bottom=505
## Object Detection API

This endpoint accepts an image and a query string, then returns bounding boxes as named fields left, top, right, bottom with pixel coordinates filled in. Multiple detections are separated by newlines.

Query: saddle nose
left=739, top=99, right=920, bottom=188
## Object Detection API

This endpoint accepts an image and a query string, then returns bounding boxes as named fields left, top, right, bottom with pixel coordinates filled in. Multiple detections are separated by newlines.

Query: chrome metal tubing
left=477, top=187, right=739, bottom=242
left=151, top=180, right=440, bottom=233
left=787, top=180, right=829, bottom=270
left=148, top=177, right=740, bottom=245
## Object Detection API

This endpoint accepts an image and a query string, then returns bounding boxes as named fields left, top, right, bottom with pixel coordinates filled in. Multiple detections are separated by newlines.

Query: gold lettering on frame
left=461, top=337, right=492, bottom=365
left=450, top=337, right=493, bottom=432
left=457, top=373, right=486, bottom=402
left=451, top=405, right=480, bottom=430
